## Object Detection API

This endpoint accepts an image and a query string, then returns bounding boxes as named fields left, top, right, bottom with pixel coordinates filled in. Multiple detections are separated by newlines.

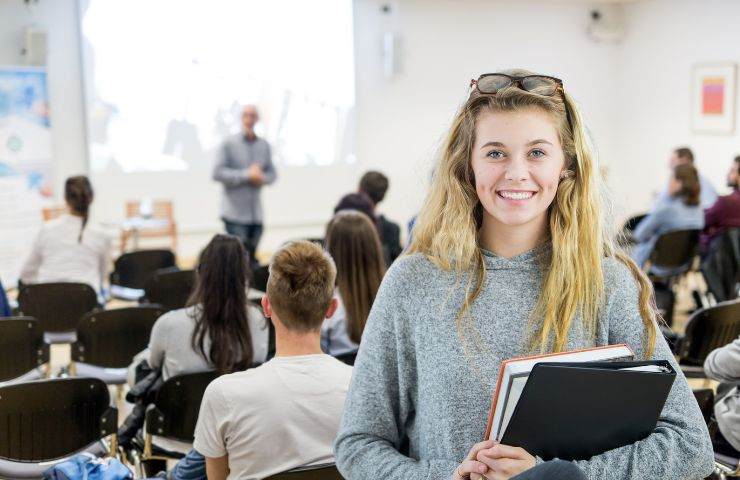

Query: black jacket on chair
left=701, top=228, right=740, bottom=302
left=117, top=360, right=163, bottom=448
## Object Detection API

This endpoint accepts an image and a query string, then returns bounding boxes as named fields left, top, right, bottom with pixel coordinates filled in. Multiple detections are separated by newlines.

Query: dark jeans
left=512, top=460, right=587, bottom=480
left=148, top=449, right=205, bottom=480
left=223, top=219, right=263, bottom=267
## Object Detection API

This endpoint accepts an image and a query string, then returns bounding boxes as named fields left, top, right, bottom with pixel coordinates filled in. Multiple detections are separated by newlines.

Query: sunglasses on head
left=470, top=73, right=564, bottom=97
left=470, top=73, right=574, bottom=131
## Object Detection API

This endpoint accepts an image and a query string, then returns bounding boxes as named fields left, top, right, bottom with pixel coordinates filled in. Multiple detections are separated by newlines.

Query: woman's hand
left=453, top=439, right=495, bottom=480
left=475, top=443, right=536, bottom=480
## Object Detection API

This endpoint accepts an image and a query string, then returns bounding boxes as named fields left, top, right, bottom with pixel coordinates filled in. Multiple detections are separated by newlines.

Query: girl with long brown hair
left=335, top=70, right=713, bottom=480
left=322, top=210, right=386, bottom=357
left=148, top=234, right=269, bottom=381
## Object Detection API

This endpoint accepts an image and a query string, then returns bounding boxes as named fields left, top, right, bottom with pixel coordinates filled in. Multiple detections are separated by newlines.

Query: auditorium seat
left=264, top=463, right=344, bottom=480
left=0, top=317, right=49, bottom=386
left=110, top=249, right=177, bottom=301
left=677, top=299, right=740, bottom=379
left=71, top=306, right=165, bottom=384
left=646, top=229, right=700, bottom=283
left=130, top=371, right=218, bottom=476
left=16, top=282, right=99, bottom=344
left=143, top=267, right=195, bottom=311
left=0, top=378, right=117, bottom=479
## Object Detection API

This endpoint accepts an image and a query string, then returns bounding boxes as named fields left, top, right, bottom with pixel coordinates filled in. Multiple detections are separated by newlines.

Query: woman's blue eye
left=530, top=149, right=546, bottom=158
left=487, top=150, right=505, bottom=159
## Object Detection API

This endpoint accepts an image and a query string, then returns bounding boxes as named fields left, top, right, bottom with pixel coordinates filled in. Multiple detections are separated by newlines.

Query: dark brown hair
left=674, top=147, right=695, bottom=164
left=325, top=211, right=386, bottom=344
left=359, top=171, right=390, bottom=205
left=267, top=240, right=336, bottom=332
left=334, top=192, right=376, bottom=223
left=188, top=234, right=256, bottom=374
left=64, top=176, right=93, bottom=242
left=673, top=164, right=701, bottom=206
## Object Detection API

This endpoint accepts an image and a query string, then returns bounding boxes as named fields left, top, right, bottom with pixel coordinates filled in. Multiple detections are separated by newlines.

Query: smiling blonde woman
left=334, top=70, right=714, bottom=480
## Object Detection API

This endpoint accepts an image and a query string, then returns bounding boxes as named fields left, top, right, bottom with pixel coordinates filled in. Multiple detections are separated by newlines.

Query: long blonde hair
left=408, top=69, right=657, bottom=357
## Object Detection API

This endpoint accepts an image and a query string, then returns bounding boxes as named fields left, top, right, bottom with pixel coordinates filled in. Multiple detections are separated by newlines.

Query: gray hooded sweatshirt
left=335, top=245, right=714, bottom=480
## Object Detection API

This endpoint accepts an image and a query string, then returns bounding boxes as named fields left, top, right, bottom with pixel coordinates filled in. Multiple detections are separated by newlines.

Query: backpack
left=43, top=453, right=133, bottom=480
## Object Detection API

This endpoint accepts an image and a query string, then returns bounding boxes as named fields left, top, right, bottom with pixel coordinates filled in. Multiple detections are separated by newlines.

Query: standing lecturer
left=213, top=105, right=277, bottom=267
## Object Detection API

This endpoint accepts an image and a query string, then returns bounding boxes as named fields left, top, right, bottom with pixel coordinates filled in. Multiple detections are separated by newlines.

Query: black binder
left=500, top=360, right=676, bottom=461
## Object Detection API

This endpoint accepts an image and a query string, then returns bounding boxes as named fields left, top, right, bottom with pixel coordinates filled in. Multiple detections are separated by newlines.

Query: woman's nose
left=504, top=156, right=528, bottom=181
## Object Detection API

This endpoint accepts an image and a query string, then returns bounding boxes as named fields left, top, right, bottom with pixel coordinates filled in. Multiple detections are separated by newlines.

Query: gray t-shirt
left=335, top=246, right=714, bottom=480
left=212, top=134, right=277, bottom=224
left=148, top=304, right=269, bottom=381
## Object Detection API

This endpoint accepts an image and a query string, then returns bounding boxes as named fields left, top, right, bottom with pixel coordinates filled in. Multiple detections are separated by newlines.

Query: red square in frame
left=702, top=77, right=725, bottom=115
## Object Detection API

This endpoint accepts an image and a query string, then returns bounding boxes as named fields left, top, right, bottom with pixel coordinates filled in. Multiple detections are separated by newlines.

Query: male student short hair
left=267, top=240, right=337, bottom=332
left=359, top=171, right=389, bottom=205
left=674, top=147, right=694, bottom=164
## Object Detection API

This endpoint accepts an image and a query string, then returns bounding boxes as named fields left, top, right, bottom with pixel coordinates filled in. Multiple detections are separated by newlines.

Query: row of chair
left=15, top=263, right=193, bottom=338
left=676, top=299, right=740, bottom=377
left=622, top=223, right=739, bottom=327
left=0, top=374, right=342, bottom=479
left=0, top=306, right=165, bottom=385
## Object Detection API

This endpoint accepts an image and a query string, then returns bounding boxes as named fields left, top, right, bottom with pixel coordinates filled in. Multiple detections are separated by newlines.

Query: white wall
left=1, top=0, right=738, bottom=260
left=612, top=0, right=740, bottom=216
left=353, top=0, right=621, bottom=230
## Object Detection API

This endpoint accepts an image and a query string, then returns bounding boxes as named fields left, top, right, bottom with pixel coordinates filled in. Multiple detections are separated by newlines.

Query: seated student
left=334, top=191, right=376, bottom=221
left=194, top=240, right=353, bottom=480
left=704, top=335, right=740, bottom=458
left=359, top=171, right=403, bottom=264
left=147, top=234, right=269, bottom=455
left=148, top=234, right=269, bottom=381
left=631, top=163, right=704, bottom=275
left=321, top=211, right=386, bottom=358
left=653, top=147, right=718, bottom=210
left=19, top=176, right=111, bottom=294
left=701, top=155, right=740, bottom=254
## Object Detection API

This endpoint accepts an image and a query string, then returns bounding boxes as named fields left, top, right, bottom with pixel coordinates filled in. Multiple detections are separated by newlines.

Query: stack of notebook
left=485, top=344, right=675, bottom=460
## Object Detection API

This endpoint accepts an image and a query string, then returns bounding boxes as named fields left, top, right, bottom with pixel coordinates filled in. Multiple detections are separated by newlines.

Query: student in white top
left=321, top=210, right=386, bottom=358
left=194, top=240, right=353, bottom=480
left=20, top=176, right=111, bottom=293
left=147, top=234, right=269, bottom=454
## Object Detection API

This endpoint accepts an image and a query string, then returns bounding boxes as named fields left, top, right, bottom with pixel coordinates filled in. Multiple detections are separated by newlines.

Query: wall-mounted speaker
left=22, top=26, right=48, bottom=66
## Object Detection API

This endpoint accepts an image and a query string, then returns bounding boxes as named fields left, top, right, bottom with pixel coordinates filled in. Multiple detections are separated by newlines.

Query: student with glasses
left=334, top=70, right=713, bottom=480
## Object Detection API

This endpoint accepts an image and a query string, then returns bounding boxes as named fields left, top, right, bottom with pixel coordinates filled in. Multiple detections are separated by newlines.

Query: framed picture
left=691, top=63, right=737, bottom=134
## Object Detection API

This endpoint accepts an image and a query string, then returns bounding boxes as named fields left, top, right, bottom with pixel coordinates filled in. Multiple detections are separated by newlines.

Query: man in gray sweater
left=213, top=105, right=277, bottom=267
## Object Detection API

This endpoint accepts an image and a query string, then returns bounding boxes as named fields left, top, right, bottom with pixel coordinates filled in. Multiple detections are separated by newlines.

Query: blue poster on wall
left=0, top=66, right=51, bottom=286
left=0, top=66, right=53, bottom=196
